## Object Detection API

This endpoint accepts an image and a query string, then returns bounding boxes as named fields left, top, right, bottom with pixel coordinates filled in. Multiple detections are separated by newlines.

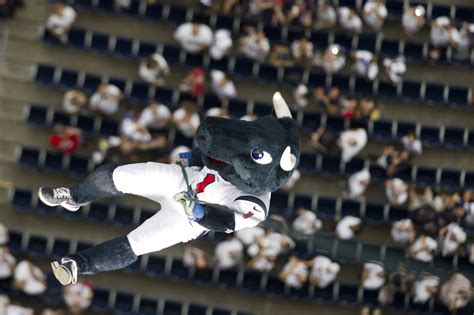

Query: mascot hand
left=173, top=192, right=204, bottom=221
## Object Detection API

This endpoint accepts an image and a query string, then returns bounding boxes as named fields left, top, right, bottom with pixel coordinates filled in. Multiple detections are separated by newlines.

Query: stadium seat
left=67, top=155, right=90, bottom=176
left=8, top=231, right=23, bottom=254
left=300, top=111, right=322, bottom=133
left=431, top=4, right=452, bottom=20
left=387, top=205, right=408, bottom=222
left=386, top=0, right=404, bottom=20
left=368, top=165, right=387, bottom=182
left=107, top=76, right=127, bottom=92
left=44, top=151, right=64, bottom=172
left=257, top=63, right=279, bottom=83
left=35, top=64, right=56, bottom=85
left=424, top=83, right=446, bottom=105
left=43, top=28, right=61, bottom=45
left=241, top=269, right=263, bottom=292
left=114, top=37, right=134, bottom=58
left=138, top=297, right=159, bottom=315
left=184, top=52, right=205, bottom=68
left=163, top=300, right=183, bottom=315
left=377, top=81, right=397, bottom=99
left=112, top=205, right=135, bottom=227
left=419, top=125, right=441, bottom=146
left=67, top=28, right=87, bottom=49
left=443, top=127, right=465, bottom=149
left=336, top=239, right=359, bottom=263
left=233, top=57, right=255, bottom=78
left=325, top=115, right=345, bottom=132
left=314, top=284, right=334, bottom=303
left=214, top=14, right=234, bottom=31
left=90, top=32, right=110, bottom=54
left=448, top=86, right=470, bottom=108
left=340, top=200, right=361, bottom=218
left=309, top=31, right=329, bottom=48
left=331, top=74, right=350, bottom=92
left=26, top=235, right=48, bottom=257
left=114, top=292, right=135, bottom=315
left=293, top=194, right=313, bottom=210
left=265, top=275, right=286, bottom=296
left=50, top=238, right=71, bottom=259
left=363, top=202, right=385, bottom=224
left=403, top=42, right=425, bottom=61
left=361, top=289, right=380, bottom=307
left=316, top=197, right=337, bottom=220
left=58, top=69, right=80, bottom=89
left=360, top=242, right=382, bottom=262
left=26, top=104, right=48, bottom=126
left=338, top=283, right=359, bottom=305
left=187, top=303, right=207, bottom=315
left=144, top=3, right=164, bottom=20
left=99, top=118, right=119, bottom=136
left=343, top=157, right=365, bottom=174
left=356, top=33, right=377, bottom=52
left=454, top=6, right=474, bottom=23
left=286, top=28, right=306, bottom=42
left=217, top=268, right=239, bottom=288
left=439, top=169, right=461, bottom=191
left=97, top=0, right=114, bottom=11
left=263, top=25, right=282, bottom=42
left=380, top=39, right=399, bottom=58
left=227, top=98, right=248, bottom=119
left=169, top=258, right=190, bottom=280
left=146, top=255, right=167, bottom=277
left=162, top=44, right=181, bottom=66
left=91, top=288, right=111, bottom=311
left=319, top=155, right=341, bottom=176
left=18, top=147, right=40, bottom=168
left=154, top=86, right=174, bottom=106
left=74, top=0, right=93, bottom=7
left=354, top=77, right=373, bottom=97
left=51, top=111, right=71, bottom=126
left=76, top=114, right=96, bottom=133
left=396, top=121, right=417, bottom=138
left=130, top=81, right=150, bottom=103
left=297, top=153, right=317, bottom=173
left=282, top=66, right=305, bottom=86
left=372, top=120, right=393, bottom=142
left=401, top=80, right=422, bottom=102
left=119, top=0, right=140, bottom=15
left=208, top=56, right=230, bottom=72
left=193, top=266, right=214, bottom=284
left=82, top=74, right=102, bottom=94
left=88, top=202, right=110, bottom=223
left=290, top=282, right=311, bottom=299
left=166, top=5, right=188, bottom=26
left=384, top=246, right=406, bottom=265
left=137, top=42, right=158, bottom=59
left=307, top=72, right=326, bottom=87
left=212, top=308, right=232, bottom=315
left=252, top=101, right=272, bottom=117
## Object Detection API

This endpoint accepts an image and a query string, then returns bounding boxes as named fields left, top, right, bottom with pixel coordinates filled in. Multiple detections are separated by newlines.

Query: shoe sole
left=51, top=261, right=73, bottom=286
left=38, top=187, right=80, bottom=212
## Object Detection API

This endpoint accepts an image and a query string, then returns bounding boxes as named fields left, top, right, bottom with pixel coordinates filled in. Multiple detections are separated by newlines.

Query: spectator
left=291, top=38, right=314, bottom=64
left=138, top=53, right=170, bottom=86
left=274, top=0, right=301, bottom=26
left=13, top=260, right=47, bottom=296
left=137, top=101, right=171, bottom=129
left=281, top=169, right=301, bottom=191
left=439, top=273, right=472, bottom=311
left=293, top=84, right=309, bottom=110
left=214, top=236, right=244, bottom=269
left=337, top=7, right=362, bottom=34
left=172, top=101, right=200, bottom=138
left=0, top=0, right=22, bottom=18
left=315, top=2, right=336, bottom=29
left=362, top=262, right=385, bottom=290
left=235, top=226, right=265, bottom=247
left=205, top=107, right=229, bottom=118
left=430, top=16, right=451, bottom=48
left=353, top=50, right=379, bottom=81
left=468, top=244, right=474, bottom=264
left=89, top=84, right=123, bottom=116
left=360, top=307, right=381, bottom=315
left=269, top=44, right=294, bottom=68
left=183, top=246, right=208, bottom=269
left=248, top=0, right=275, bottom=24
left=63, top=90, right=87, bottom=115
left=0, top=223, right=8, bottom=245
left=308, top=256, right=340, bottom=288
left=412, top=275, right=439, bottom=304
left=210, top=29, right=233, bottom=60
left=41, top=309, right=65, bottom=315
left=240, top=114, right=258, bottom=121
left=174, top=22, right=213, bottom=54
left=402, top=5, right=425, bottom=36
left=120, top=112, right=152, bottom=143
left=338, top=128, right=368, bottom=163
left=343, top=169, right=371, bottom=200
left=314, top=86, right=341, bottom=116
left=383, top=57, right=407, bottom=85
left=385, top=178, right=409, bottom=206
left=278, top=256, right=309, bottom=289
left=49, top=125, right=82, bottom=155
left=391, top=219, right=415, bottom=244
left=321, top=44, right=345, bottom=73
left=357, top=98, right=380, bottom=121
left=259, top=230, right=295, bottom=255
left=91, top=136, right=121, bottom=165
left=363, top=0, right=387, bottom=30
left=339, top=96, right=358, bottom=119
left=3, top=297, right=34, bottom=315
left=377, top=145, right=411, bottom=177
left=247, top=248, right=277, bottom=272
left=439, top=222, right=467, bottom=257
left=46, top=4, right=76, bottom=42
left=292, top=208, right=322, bottom=235
left=0, top=246, right=16, bottom=280
left=336, top=215, right=362, bottom=240
left=401, top=131, right=422, bottom=155
left=240, top=29, right=270, bottom=61
left=210, top=69, right=237, bottom=99
left=180, top=67, right=206, bottom=97
left=63, top=280, right=93, bottom=314
left=409, top=235, right=438, bottom=262
left=450, top=22, right=472, bottom=60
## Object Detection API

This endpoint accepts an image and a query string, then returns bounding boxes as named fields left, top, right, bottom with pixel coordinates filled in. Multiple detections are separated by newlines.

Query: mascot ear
left=280, top=146, right=297, bottom=171
left=273, top=92, right=292, bottom=119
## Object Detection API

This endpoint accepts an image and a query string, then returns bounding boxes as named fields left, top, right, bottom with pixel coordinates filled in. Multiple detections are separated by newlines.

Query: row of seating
left=6, top=227, right=474, bottom=315
left=42, top=25, right=473, bottom=108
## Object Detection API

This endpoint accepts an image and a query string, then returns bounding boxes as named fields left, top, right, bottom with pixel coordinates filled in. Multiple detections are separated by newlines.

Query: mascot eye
left=250, top=148, right=273, bottom=165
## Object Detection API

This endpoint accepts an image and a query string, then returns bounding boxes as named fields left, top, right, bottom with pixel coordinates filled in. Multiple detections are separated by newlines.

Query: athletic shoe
left=38, top=187, right=80, bottom=211
left=51, top=258, right=78, bottom=285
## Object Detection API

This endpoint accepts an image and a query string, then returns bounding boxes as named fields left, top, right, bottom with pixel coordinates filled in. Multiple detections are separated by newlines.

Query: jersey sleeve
left=229, top=196, right=268, bottom=232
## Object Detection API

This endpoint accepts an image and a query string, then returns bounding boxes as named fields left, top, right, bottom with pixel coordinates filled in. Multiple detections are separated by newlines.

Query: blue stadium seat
left=154, top=86, right=174, bottom=106
left=265, top=275, right=286, bottom=296
left=331, top=74, right=350, bottom=92
left=76, top=114, right=96, bottom=133
left=233, top=57, right=254, bottom=78
left=297, top=153, right=317, bottom=173
left=369, top=165, right=388, bottom=182
left=97, top=0, right=114, bottom=11
left=114, top=292, right=135, bottom=315
left=377, top=81, right=397, bottom=99
left=44, top=151, right=64, bottom=172
left=91, top=288, right=111, bottom=311
left=26, top=235, right=48, bottom=257
left=99, top=118, right=119, bottom=136
left=193, top=266, right=214, bottom=285
left=169, top=258, right=190, bottom=280
left=282, top=66, right=304, bottom=86
left=431, top=4, right=452, bottom=20
left=300, top=111, right=322, bottom=133
left=241, top=269, right=263, bottom=292
left=448, top=86, right=469, bottom=108
left=163, top=300, right=183, bottom=315
left=424, top=83, right=445, bottom=105
left=252, top=101, right=272, bottom=117
left=396, top=122, right=417, bottom=138
left=361, top=289, right=380, bottom=307
left=227, top=98, right=248, bottom=119
left=187, top=303, right=207, bottom=315
left=90, top=32, right=110, bottom=54
left=83, top=74, right=102, bottom=94
left=114, top=37, right=134, bottom=58
left=263, top=25, right=282, bottom=42
left=386, top=0, right=404, bottom=20
left=372, top=120, right=393, bottom=142
left=162, top=44, right=181, bottom=65
left=67, top=28, right=87, bottom=49
left=349, top=118, right=368, bottom=130
left=184, top=52, right=205, bottom=68
left=395, top=164, right=413, bottom=182
left=50, top=238, right=71, bottom=259
left=293, top=194, right=312, bottom=210
left=344, top=157, right=365, bottom=174
left=431, top=302, right=451, bottom=315
left=316, top=197, right=337, bottom=220
left=439, top=169, right=461, bottom=191
left=217, top=268, right=239, bottom=288
left=137, top=42, right=158, bottom=59
left=214, top=14, right=234, bottom=31
left=432, top=255, right=454, bottom=274
left=130, top=81, right=150, bottom=103
left=364, top=202, right=385, bottom=224
left=51, top=111, right=71, bottom=126
left=289, top=282, right=312, bottom=300
left=76, top=240, right=93, bottom=252
left=88, top=202, right=110, bottom=223
left=35, top=64, right=56, bottom=85
left=336, top=239, right=359, bottom=263
left=360, top=242, right=382, bottom=261
left=309, top=31, right=329, bottom=48
left=314, top=284, right=334, bottom=303
left=8, top=230, right=23, bottom=254
left=74, top=0, right=93, bottom=7
left=112, top=205, right=135, bottom=227
left=286, top=28, right=306, bottom=42
left=125, top=255, right=143, bottom=273
left=19, top=147, right=40, bottom=168
left=420, top=125, right=441, bottom=146
left=166, top=5, right=188, bottom=25
left=146, top=255, right=167, bottom=277
left=354, top=77, right=373, bottom=97
left=380, top=39, right=399, bottom=58
left=356, top=34, right=377, bottom=52
left=338, top=283, right=359, bottom=305
left=387, top=205, right=408, bottom=222
left=173, top=131, right=194, bottom=147
left=68, top=155, right=90, bottom=176
left=119, top=0, right=140, bottom=15
left=58, top=69, right=80, bottom=89
left=415, top=166, right=438, bottom=187
left=43, top=29, right=61, bottom=45
left=401, top=80, right=422, bottom=102
left=333, top=33, right=353, bottom=51
left=385, top=246, right=406, bottom=265
left=138, top=297, right=158, bottom=315
left=27, top=105, right=48, bottom=126
left=307, top=72, right=326, bottom=87
left=454, top=6, right=474, bottom=23
left=340, top=200, right=361, bottom=217
left=319, top=155, right=341, bottom=176
left=325, top=116, right=345, bottom=132
left=467, top=130, right=474, bottom=150
left=443, top=127, right=465, bottom=149
left=144, top=3, right=164, bottom=20
left=208, top=56, right=229, bottom=72
left=403, top=42, right=425, bottom=61
left=257, top=63, right=279, bottom=83
left=43, top=273, right=62, bottom=305
left=212, top=308, right=232, bottom=315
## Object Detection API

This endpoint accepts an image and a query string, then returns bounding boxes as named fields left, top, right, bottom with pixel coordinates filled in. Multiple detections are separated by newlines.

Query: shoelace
left=61, top=258, right=78, bottom=284
left=53, top=188, right=72, bottom=199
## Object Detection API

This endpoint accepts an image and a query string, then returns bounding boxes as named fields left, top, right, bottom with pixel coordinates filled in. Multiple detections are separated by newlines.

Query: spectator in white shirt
left=63, top=90, right=87, bottom=115
left=210, top=29, right=233, bottom=60
left=401, top=131, right=422, bottom=155
left=337, top=7, right=362, bottom=34
left=292, top=84, right=309, bottom=110
left=439, top=273, right=472, bottom=311
left=292, top=208, right=323, bottom=236
left=120, top=112, right=152, bottom=143
left=235, top=226, right=265, bottom=247
left=409, top=235, right=438, bottom=262
left=431, top=17, right=451, bottom=48
left=215, top=237, right=244, bottom=269
left=402, top=5, right=425, bottom=36
left=412, top=275, right=439, bottom=304
left=247, top=249, right=277, bottom=272
left=210, top=70, right=237, bottom=99
left=336, top=216, right=362, bottom=240
left=63, top=280, right=93, bottom=313
left=338, top=128, right=368, bottom=163
left=46, top=4, right=77, bottom=42
left=362, top=262, right=385, bottom=290
left=0, top=223, right=8, bottom=245
left=353, top=50, right=379, bottom=81
left=205, top=107, right=229, bottom=118
left=391, top=219, right=415, bottom=245
left=278, top=256, right=309, bottom=289
left=260, top=231, right=295, bottom=255
left=344, top=169, right=371, bottom=200
left=2, top=296, right=34, bottom=315
left=322, top=44, right=346, bottom=74
left=385, top=178, right=409, bottom=206
left=316, top=2, right=336, bottom=30
left=439, top=223, right=467, bottom=257
left=363, top=0, right=387, bottom=30
left=468, top=244, right=474, bottom=264
left=89, top=84, right=123, bottom=116
left=138, top=102, right=171, bottom=129
left=174, top=22, right=213, bottom=54
left=291, top=38, right=314, bottom=64
left=172, top=101, right=201, bottom=138
left=139, top=53, right=170, bottom=86
left=183, top=246, right=208, bottom=269
left=450, top=22, right=472, bottom=60
left=383, top=57, right=406, bottom=85
left=0, top=246, right=16, bottom=280
left=14, top=260, right=47, bottom=296
left=308, top=256, right=340, bottom=288
left=240, top=30, right=270, bottom=61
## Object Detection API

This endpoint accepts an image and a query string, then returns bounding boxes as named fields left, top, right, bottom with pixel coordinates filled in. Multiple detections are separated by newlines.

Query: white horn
left=280, top=146, right=297, bottom=171
left=273, top=92, right=292, bottom=119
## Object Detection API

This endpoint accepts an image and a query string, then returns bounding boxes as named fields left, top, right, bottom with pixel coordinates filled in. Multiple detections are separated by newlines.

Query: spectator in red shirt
left=180, top=67, right=206, bottom=97
left=49, top=125, right=82, bottom=154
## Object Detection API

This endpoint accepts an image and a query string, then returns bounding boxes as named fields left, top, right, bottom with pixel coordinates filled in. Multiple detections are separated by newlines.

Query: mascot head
left=196, top=92, right=301, bottom=195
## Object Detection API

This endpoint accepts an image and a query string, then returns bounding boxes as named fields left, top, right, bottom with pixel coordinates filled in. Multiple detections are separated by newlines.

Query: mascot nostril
left=39, top=91, right=300, bottom=286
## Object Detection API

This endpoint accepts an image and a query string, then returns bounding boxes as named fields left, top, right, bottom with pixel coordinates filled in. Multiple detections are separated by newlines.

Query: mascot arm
left=193, top=198, right=266, bottom=233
